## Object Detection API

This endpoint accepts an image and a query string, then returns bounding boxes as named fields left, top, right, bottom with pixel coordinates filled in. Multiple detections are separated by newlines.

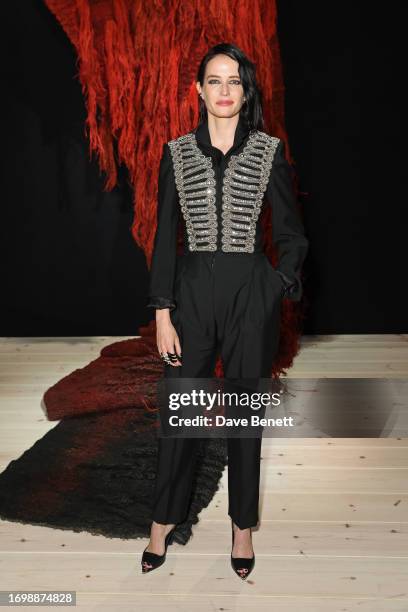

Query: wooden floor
left=0, top=335, right=407, bottom=611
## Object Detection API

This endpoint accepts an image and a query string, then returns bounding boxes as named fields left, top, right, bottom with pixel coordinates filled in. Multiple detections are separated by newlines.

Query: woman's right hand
left=155, top=309, right=182, bottom=366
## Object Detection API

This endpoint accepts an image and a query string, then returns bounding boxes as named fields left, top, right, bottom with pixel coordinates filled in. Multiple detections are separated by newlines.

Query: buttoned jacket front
left=148, top=114, right=309, bottom=310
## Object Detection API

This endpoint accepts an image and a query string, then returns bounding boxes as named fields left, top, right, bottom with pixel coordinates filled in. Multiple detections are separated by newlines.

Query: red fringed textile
left=44, top=0, right=308, bottom=375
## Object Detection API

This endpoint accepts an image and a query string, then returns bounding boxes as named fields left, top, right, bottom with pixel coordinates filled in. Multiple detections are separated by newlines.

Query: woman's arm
left=266, top=139, right=309, bottom=301
left=147, top=143, right=180, bottom=310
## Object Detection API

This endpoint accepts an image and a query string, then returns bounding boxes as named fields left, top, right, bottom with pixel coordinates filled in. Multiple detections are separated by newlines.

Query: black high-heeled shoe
left=141, top=525, right=177, bottom=573
left=230, top=522, right=255, bottom=580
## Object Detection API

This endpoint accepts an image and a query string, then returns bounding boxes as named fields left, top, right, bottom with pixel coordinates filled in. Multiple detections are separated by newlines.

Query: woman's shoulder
left=252, top=129, right=281, bottom=146
left=166, top=130, right=196, bottom=148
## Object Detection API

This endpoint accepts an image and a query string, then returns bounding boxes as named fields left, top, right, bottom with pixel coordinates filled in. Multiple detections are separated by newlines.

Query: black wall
left=1, top=1, right=406, bottom=335
left=277, top=1, right=406, bottom=332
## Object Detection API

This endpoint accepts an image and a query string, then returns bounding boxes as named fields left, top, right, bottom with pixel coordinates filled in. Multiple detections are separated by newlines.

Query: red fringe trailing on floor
left=43, top=0, right=308, bottom=376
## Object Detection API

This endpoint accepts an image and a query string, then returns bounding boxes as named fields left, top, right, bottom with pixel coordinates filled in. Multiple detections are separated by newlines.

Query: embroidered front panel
left=222, top=131, right=279, bottom=252
left=168, top=133, right=217, bottom=251
left=167, top=130, right=280, bottom=252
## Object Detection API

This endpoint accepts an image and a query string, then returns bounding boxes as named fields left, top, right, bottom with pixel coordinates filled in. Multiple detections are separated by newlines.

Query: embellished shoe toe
left=230, top=552, right=255, bottom=580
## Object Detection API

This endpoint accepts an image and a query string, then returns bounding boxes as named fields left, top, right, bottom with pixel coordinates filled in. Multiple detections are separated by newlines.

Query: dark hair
left=196, top=42, right=264, bottom=131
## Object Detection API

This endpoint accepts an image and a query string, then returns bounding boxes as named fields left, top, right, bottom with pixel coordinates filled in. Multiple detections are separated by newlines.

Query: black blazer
left=148, top=114, right=309, bottom=310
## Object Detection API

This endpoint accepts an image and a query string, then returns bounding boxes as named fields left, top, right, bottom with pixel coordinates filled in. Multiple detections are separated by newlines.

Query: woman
left=142, top=42, right=309, bottom=579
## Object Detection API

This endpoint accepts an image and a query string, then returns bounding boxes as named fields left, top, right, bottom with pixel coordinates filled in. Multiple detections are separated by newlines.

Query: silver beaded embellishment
left=221, top=131, right=280, bottom=252
left=167, top=130, right=280, bottom=252
left=168, top=133, right=217, bottom=251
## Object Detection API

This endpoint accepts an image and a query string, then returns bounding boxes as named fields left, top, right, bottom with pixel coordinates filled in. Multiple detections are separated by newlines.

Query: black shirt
left=147, top=114, right=309, bottom=310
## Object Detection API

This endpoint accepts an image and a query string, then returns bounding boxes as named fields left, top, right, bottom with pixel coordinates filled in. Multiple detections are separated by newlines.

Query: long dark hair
left=196, top=42, right=264, bottom=131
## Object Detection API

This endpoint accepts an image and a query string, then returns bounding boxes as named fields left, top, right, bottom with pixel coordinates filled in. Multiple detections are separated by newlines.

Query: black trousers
left=151, top=251, right=283, bottom=530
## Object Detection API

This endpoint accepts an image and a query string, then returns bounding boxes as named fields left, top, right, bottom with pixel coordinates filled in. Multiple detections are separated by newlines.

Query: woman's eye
left=208, top=80, right=241, bottom=85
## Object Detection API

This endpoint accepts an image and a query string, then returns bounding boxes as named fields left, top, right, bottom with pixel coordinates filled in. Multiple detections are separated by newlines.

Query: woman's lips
left=216, top=100, right=234, bottom=106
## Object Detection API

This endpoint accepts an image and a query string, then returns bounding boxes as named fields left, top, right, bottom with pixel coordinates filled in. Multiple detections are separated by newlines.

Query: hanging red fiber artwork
left=43, top=0, right=308, bottom=377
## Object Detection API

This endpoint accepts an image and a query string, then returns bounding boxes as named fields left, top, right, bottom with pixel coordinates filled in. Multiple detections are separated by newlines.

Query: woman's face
left=196, top=54, right=245, bottom=119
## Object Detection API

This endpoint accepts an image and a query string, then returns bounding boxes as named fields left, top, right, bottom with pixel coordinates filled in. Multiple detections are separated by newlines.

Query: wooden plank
left=257, top=467, right=408, bottom=493
left=73, top=593, right=408, bottom=611
left=201, top=492, right=408, bottom=522
left=0, top=346, right=407, bottom=363
left=0, top=554, right=407, bottom=598
left=1, top=520, right=407, bottom=557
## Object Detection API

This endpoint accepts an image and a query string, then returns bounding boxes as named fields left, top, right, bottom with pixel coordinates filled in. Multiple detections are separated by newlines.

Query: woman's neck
left=207, top=113, right=240, bottom=152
